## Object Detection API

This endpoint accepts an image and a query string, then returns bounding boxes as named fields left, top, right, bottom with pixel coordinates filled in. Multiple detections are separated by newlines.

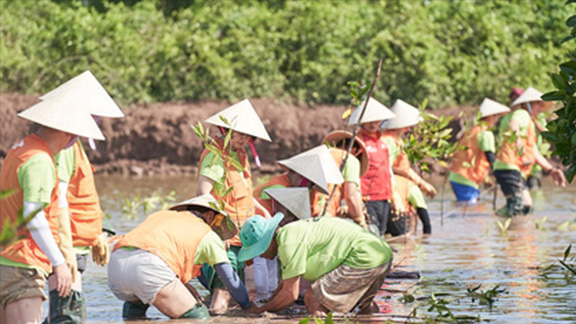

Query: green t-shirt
left=342, top=154, right=361, bottom=188
left=408, top=185, right=427, bottom=209
left=494, top=109, right=532, bottom=172
left=382, top=136, right=401, bottom=163
left=0, top=152, right=56, bottom=272
left=54, top=143, right=77, bottom=182
left=194, top=231, right=230, bottom=266
left=276, top=217, right=393, bottom=282
left=532, top=113, right=549, bottom=174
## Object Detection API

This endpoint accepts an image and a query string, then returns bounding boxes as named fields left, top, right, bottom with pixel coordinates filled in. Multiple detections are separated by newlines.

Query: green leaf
left=566, top=15, right=576, bottom=27
left=564, top=244, right=572, bottom=261
left=0, top=189, right=14, bottom=200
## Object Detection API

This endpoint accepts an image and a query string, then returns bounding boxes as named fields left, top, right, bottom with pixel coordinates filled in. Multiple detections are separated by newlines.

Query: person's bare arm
left=343, top=182, right=366, bottom=228
left=196, top=175, right=215, bottom=195
left=253, top=197, right=271, bottom=219
left=252, top=276, right=300, bottom=313
left=534, top=145, right=567, bottom=187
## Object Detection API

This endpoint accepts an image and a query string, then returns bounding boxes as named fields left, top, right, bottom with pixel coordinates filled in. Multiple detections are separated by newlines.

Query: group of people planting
left=0, top=71, right=566, bottom=323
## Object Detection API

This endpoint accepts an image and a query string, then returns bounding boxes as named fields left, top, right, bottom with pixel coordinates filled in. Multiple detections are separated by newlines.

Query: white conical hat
left=40, top=70, right=124, bottom=118
left=511, top=87, right=544, bottom=107
left=347, top=97, right=396, bottom=125
left=204, top=99, right=271, bottom=141
left=18, top=91, right=105, bottom=140
left=264, top=187, right=311, bottom=220
left=479, top=98, right=510, bottom=118
left=277, top=145, right=344, bottom=195
left=381, top=99, right=421, bottom=129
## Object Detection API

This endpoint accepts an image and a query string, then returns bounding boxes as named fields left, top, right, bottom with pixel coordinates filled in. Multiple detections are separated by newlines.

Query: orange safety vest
left=114, top=210, right=211, bottom=283
left=198, top=139, right=254, bottom=246
left=253, top=173, right=291, bottom=215
left=393, top=175, right=417, bottom=214
left=310, top=148, right=345, bottom=217
left=497, top=113, right=537, bottom=177
left=0, top=134, right=60, bottom=273
left=67, top=141, right=103, bottom=247
left=450, top=125, right=491, bottom=185
left=381, top=130, right=412, bottom=173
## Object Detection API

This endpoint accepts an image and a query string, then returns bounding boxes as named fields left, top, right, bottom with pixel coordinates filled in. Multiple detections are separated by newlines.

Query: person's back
left=277, top=217, right=392, bottom=282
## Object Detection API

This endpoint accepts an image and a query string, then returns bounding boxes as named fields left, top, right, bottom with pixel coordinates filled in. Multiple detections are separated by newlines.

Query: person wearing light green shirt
left=238, top=215, right=393, bottom=316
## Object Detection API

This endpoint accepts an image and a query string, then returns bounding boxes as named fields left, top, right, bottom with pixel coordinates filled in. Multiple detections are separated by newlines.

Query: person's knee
left=122, top=300, right=149, bottom=319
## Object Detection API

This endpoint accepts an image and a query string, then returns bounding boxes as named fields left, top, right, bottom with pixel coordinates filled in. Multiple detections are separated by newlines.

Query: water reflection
left=47, top=174, right=576, bottom=323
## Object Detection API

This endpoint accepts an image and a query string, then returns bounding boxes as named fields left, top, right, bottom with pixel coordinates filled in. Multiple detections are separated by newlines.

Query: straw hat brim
left=322, top=130, right=369, bottom=177
left=264, top=187, right=311, bottom=220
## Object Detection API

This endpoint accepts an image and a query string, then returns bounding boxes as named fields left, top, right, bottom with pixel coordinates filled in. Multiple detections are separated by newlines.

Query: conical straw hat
left=348, top=97, right=396, bottom=125
left=264, top=187, right=311, bottom=220
left=170, top=194, right=238, bottom=241
left=40, top=70, right=124, bottom=118
left=204, top=99, right=271, bottom=141
left=511, top=87, right=544, bottom=107
left=277, top=145, right=344, bottom=195
left=322, top=130, right=369, bottom=177
left=381, top=99, right=421, bottom=129
left=479, top=98, right=510, bottom=118
left=18, top=91, right=105, bottom=140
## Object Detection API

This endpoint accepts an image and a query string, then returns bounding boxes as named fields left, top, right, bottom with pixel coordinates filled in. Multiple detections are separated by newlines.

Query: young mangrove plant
left=496, top=218, right=512, bottom=236
left=121, top=190, right=176, bottom=220
left=466, top=285, right=508, bottom=309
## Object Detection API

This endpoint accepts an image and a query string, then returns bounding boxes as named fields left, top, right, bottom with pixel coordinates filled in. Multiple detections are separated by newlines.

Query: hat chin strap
left=249, top=140, right=261, bottom=168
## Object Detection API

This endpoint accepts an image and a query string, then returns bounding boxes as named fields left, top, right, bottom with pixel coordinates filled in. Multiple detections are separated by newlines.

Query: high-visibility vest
left=67, top=141, right=103, bottom=247
left=310, top=148, right=345, bottom=217
left=0, top=134, right=60, bottom=273
left=393, top=175, right=417, bottom=214
left=359, top=130, right=392, bottom=201
left=198, top=139, right=254, bottom=246
left=450, top=125, right=491, bottom=185
left=381, top=130, right=412, bottom=173
left=114, top=210, right=211, bottom=283
left=253, top=173, right=291, bottom=215
left=497, top=110, right=537, bottom=177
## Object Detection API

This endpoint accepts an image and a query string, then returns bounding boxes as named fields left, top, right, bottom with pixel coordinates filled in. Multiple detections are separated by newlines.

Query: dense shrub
left=0, top=0, right=571, bottom=107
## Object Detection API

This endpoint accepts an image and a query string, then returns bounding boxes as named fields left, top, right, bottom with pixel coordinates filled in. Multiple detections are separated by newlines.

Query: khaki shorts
left=311, top=260, right=392, bottom=313
left=0, top=265, right=47, bottom=308
left=107, top=248, right=177, bottom=305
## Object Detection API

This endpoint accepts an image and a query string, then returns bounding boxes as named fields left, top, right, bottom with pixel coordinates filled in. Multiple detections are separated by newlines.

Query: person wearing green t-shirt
left=238, top=215, right=393, bottom=316
left=449, top=98, right=510, bottom=204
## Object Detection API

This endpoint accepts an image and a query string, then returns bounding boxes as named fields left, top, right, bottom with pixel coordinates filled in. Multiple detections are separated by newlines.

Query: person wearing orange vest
left=313, top=131, right=369, bottom=228
left=34, top=71, right=124, bottom=324
left=107, top=194, right=255, bottom=319
left=254, top=145, right=344, bottom=216
left=493, top=87, right=566, bottom=217
left=0, top=84, right=105, bottom=324
left=348, top=97, right=405, bottom=237
left=449, top=98, right=511, bottom=204
left=393, top=175, right=432, bottom=235
left=196, top=99, right=272, bottom=314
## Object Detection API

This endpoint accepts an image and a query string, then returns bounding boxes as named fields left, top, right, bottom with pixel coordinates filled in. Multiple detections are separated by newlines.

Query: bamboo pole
left=321, top=58, right=384, bottom=216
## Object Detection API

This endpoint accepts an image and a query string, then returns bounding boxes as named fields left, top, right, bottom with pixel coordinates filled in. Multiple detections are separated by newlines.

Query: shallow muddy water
left=43, top=174, right=576, bottom=323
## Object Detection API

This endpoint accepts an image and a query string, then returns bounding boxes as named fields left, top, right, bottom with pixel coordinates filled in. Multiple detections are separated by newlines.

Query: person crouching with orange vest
left=0, top=85, right=104, bottom=324
left=196, top=99, right=272, bottom=314
left=107, top=194, right=256, bottom=319
left=347, top=97, right=405, bottom=237
left=449, top=98, right=510, bottom=205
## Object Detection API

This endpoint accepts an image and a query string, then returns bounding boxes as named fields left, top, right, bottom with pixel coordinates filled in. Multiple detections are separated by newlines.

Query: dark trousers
left=365, top=200, right=406, bottom=237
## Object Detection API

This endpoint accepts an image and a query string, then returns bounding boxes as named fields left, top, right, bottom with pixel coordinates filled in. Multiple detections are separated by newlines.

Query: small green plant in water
left=298, top=311, right=363, bottom=324
left=534, top=216, right=548, bottom=231
left=466, top=285, right=508, bottom=309
left=559, top=244, right=576, bottom=276
left=122, top=190, right=177, bottom=219
left=496, top=218, right=511, bottom=236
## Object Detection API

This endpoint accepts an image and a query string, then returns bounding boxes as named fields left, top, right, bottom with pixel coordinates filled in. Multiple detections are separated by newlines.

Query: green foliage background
left=0, top=0, right=571, bottom=107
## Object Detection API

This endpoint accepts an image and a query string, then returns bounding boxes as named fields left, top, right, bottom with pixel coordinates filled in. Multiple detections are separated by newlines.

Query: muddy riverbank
left=1, top=93, right=471, bottom=176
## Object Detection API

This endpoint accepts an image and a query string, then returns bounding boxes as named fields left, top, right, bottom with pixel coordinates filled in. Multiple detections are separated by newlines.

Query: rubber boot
left=122, top=300, right=149, bottom=319
left=496, top=197, right=523, bottom=218
left=521, top=205, right=534, bottom=215
left=47, top=289, right=85, bottom=324
left=179, top=303, right=209, bottom=319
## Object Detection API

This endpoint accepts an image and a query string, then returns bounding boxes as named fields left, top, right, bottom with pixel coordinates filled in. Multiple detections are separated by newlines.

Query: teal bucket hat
left=238, top=213, right=284, bottom=262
